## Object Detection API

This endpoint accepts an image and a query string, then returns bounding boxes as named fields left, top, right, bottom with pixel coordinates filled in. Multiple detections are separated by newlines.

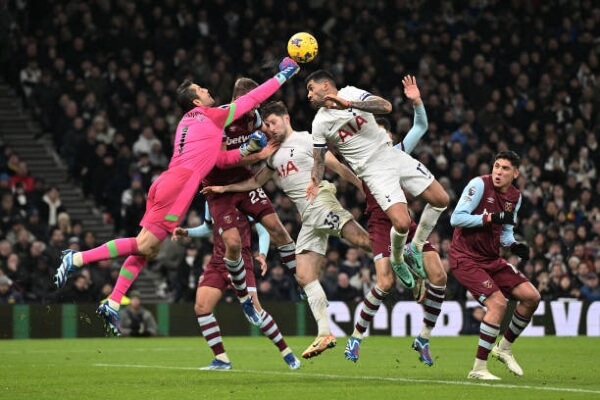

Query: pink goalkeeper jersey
left=140, top=77, right=283, bottom=236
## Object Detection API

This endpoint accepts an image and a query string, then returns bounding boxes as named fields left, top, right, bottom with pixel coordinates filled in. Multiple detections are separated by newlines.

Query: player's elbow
left=382, top=102, right=392, bottom=114
left=449, top=213, right=461, bottom=227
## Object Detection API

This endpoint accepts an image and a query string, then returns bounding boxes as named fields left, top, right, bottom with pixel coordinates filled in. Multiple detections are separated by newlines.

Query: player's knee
left=378, top=274, right=395, bottom=292
left=426, top=262, right=447, bottom=286
left=194, top=302, right=209, bottom=315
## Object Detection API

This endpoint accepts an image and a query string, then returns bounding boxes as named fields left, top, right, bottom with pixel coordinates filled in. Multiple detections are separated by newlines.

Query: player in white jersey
left=202, top=100, right=372, bottom=360
left=304, top=70, right=449, bottom=289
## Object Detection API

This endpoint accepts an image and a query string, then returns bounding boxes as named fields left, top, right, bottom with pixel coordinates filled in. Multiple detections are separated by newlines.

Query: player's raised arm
left=324, top=92, right=392, bottom=114
left=397, top=75, right=428, bottom=154
left=204, top=58, right=300, bottom=129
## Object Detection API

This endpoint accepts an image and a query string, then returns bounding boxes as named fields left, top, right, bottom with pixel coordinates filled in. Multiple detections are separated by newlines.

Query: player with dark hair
left=344, top=76, right=447, bottom=366
left=305, top=70, right=449, bottom=292
left=53, top=58, right=301, bottom=336
left=202, top=100, right=371, bottom=359
left=449, top=150, right=540, bottom=380
left=172, top=204, right=300, bottom=370
left=201, top=77, right=298, bottom=327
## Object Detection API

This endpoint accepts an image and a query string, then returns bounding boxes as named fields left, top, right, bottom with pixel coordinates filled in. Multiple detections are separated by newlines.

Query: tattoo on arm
left=349, top=97, right=392, bottom=114
left=311, top=147, right=327, bottom=185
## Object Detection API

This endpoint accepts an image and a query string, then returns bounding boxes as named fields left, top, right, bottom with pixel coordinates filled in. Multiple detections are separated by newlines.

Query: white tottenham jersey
left=266, top=130, right=315, bottom=215
left=311, top=86, right=391, bottom=175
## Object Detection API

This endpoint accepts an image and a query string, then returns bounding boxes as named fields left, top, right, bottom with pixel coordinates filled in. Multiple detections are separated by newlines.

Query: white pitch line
left=93, top=363, right=600, bottom=395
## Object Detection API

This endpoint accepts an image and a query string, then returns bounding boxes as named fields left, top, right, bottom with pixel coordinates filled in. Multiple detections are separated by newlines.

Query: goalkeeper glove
left=239, top=131, right=267, bottom=157
left=275, top=57, right=300, bottom=83
left=490, top=211, right=515, bottom=225
left=510, top=242, right=530, bottom=260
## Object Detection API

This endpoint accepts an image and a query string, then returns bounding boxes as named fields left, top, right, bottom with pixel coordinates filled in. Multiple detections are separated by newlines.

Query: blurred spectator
left=331, top=272, right=362, bottom=303
left=580, top=273, right=600, bottom=302
left=8, top=161, right=34, bottom=192
left=0, top=275, right=24, bottom=304
left=38, top=186, right=66, bottom=228
left=58, top=271, right=95, bottom=303
left=119, top=291, right=158, bottom=337
left=267, top=263, right=297, bottom=301
left=320, top=261, right=339, bottom=299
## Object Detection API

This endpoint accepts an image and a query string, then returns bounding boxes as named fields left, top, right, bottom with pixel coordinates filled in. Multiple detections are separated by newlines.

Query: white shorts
left=296, top=181, right=353, bottom=255
left=361, top=147, right=434, bottom=211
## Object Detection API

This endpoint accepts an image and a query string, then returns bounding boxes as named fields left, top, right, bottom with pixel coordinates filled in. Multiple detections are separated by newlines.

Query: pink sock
left=109, top=255, right=146, bottom=304
left=81, top=238, right=139, bottom=264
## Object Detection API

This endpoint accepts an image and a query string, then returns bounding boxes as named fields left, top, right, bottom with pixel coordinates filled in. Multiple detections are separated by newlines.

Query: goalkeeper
left=449, top=150, right=540, bottom=380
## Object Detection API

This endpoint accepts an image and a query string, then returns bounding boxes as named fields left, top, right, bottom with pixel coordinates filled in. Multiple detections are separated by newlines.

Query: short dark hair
left=305, top=69, right=336, bottom=86
left=260, top=101, right=288, bottom=118
left=176, top=80, right=198, bottom=113
left=375, top=117, right=392, bottom=132
left=232, top=77, right=258, bottom=100
left=495, top=150, right=521, bottom=168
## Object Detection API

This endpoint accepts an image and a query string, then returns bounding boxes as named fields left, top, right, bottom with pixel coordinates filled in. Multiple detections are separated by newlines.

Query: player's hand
left=402, top=75, right=422, bottom=106
left=323, top=94, right=350, bottom=110
left=305, top=179, right=319, bottom=204
left=239, top=130, right=268, bottom=157
left=258, top=140, right=281, bottom=159
left=511, top=242, right=530, bottom=260
left=171, top=227, right=187, bottom=241
left=201, top=185, right=226, bottom=196
left=255, top=253, right=268, bottom=276
left=277, top=57, right=300, bottom=81
left=490, top=211, right=515, bottom=225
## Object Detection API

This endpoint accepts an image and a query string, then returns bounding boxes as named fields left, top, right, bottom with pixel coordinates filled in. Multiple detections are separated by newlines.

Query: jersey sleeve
left=254, top=222, right=271, bottom=256
left=450, top=177, right=486, bottom=228
left=186, top=222, right=213, bottom=238
left=397, top=104, right=428, bottom=154
left=311, top=116, right=328, bottom=148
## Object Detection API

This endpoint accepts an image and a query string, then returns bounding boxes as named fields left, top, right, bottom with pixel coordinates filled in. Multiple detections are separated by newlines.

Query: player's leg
left=339, top=219, right=372, bottom=252
left=450, top=258, right=504, bottom=380
left=385, top=202, right=415, bottom=288
left=95, top=228, right=164, bottom=336
left=250, top=292, right=301, bottom=370
left=345, top=256, right=394, bottom=362
left=413, top=180, right=448, bottom=252
left=412, top=250, right=447, bottom=366
left=491, top=279, right=541, bottom=376
left=259, top=212, right=297, bottom=276
left=195, top=281, right=231, bottom=370
left=296, top=250, right=336, bottom=359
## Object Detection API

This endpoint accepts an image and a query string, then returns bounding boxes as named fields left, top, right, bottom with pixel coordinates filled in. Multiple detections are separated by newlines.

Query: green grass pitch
left=1, top=336, right=598, bottom=400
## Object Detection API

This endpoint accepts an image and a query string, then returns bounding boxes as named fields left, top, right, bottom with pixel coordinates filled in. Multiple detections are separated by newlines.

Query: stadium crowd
left=0, top=0, right=599, bottom=306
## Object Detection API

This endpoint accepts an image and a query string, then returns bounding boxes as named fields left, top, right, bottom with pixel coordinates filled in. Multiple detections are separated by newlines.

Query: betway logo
left=226, top=134, right=250, bottom=146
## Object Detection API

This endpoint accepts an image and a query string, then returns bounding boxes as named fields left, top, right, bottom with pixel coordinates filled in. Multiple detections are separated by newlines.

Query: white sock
left=304, top=280, right=330, bottom=337
left=473, top=358, right=487, bottom=371
left=390, top=227, right=408, bottom=263
left=215, top=353, right=230, bottom=363
left=412, top=204, right=446, bottom=251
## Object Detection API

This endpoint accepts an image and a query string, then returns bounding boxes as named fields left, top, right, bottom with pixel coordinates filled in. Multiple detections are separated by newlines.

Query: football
left=287, top=32, right=318, bottom=63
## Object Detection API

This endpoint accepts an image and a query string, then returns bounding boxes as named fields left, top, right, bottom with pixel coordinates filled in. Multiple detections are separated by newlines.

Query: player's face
left=492, top=158, right=519, bottom=191
left=263, top=114, right=289, bottom=144
left=306, top=79, right=328, bottom=108
left=190, top=84, right=215, bottom=107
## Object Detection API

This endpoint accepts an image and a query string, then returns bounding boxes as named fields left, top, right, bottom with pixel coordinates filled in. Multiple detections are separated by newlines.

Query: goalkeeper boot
left=391, top=259, right=415, bottom=289
left=301, top=334, right=337, bottom=359
left=54, top=249, right=77, bottom=289
left=96, top=302, right=122, bottom=337
left=344, top=336, right=362, bottom=363
left=240, top=296, right=262, bottom=326
left=490, top=343, right=523, bottom=376
left=199, top=359, right=232, bottom=370
left=403, top=243, right=427, bottom=279
left=412, top=336, right=434, bottom=366
left=467, top=368, right=501, bottom=380
left=283, top=353, right=301, bottom=370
